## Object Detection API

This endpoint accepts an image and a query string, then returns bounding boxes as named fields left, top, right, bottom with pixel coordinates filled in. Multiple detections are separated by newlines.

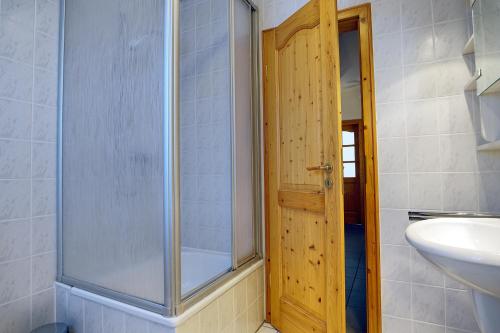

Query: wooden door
left=342, top=121, right=365, bottom=225
left=263, top=0, right=344, bottom=332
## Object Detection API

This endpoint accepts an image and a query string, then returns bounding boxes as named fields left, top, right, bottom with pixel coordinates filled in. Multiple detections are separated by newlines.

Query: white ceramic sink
left=406, top=218, right=500, bottom=333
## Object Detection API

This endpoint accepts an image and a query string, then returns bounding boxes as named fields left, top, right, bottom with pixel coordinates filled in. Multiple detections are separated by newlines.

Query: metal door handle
left=306, top=163, right=333, bottom=173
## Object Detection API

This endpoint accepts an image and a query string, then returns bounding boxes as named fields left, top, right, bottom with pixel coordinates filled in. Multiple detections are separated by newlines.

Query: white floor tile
left=257, top=323, right=279, bottom=332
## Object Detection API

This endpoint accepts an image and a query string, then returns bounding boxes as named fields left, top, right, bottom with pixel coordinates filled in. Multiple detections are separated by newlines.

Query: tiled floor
left=257, top=323, right=278, bottom=332
left=345, top=224, right=367, bottom=333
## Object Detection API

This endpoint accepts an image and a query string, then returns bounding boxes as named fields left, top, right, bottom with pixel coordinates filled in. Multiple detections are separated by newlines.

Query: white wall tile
left=379, top=173, right=409, bottom=209
left=435, top=59, right=470, bottom=97
left=0, top=259, right=30, bottom=304
left=32, top=179, right=55, bottom=216
left=381, top=244, right=411, bottom=282
left=0, top=19, right=34, bottom=64
left=412, top=284, right=445, bottom=325
left=404, top=63, right=437, bottom=100
left=373, top=33, right=402, bottom=70
left=35, top=0, right=59, bottom=37
left=0, top=139, right=30, bottom=178
left=406, top=100, right=439, bottom=136
left=434, top=20, right=467, bottom=60
left=442, top=173, right=477, bottom=211
left=55, top=287, right=68, bottom=323
left=0, top=0, right=35, bottom=26
left=32, top=288, right=55, bottom=329
left=409, top=173, right=442, bottom=210
left=375, top=67, right=404, bottom=103
left=411, top=248, right=444, bottom=287
left=401, top=0, right=432, bottom=30
left=382, top=315, right=412, bottom=333
left=34, top=32, right=58, bottom=71
left=432, top=0, right=466, bottom=23
left=371, top=0, right=401, bottom=36
left=477, top=172, right=500, bottom=213
left=125, top=315, right=149, bottom=333
left=438, top=95, right=475, bottom=134
left=0, top=220, right=31, bottom=262
left=407, top=136, right=440, bottom=172
left=0, top=180, right=30, bottom=220
left=0, top=99, right=32, bottom=140
left=83, top=301, right=102, bottom=333
left=31, top=142, right=56, bottom=179
left=103, top=306, right=125, bottom=333
left=376, top=102, right=406, bottom=138
left=412, top=321, right=445, bottom=333
left=68, top=294, right=84, bottom=333
left=32, top=251, right=56, bottom=292
left=382, top=280, right=411, bottom=318
left=402, top=26, right=435, bottom=65
left=445, top=289, right=480, bottom=332
left=0, top=58, right=33, bottom=101
left=32, top=105, right=56, bottom=142
left=378, top=138, right=407, bottom=173
left=0, top=297, right=31, bottom=333
left=33, top=68, right=57, bottom=106
left=380, top=209, right=409, bottom=246
left=439, top=134, right=477, bottom=172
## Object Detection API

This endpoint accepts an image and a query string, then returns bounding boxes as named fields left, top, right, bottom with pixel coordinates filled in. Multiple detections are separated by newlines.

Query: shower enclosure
left=56, top=0, right=261, bottom=316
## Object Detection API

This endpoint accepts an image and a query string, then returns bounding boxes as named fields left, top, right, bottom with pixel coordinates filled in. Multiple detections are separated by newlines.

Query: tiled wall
left=262, top=0, right=500, bottom=332
left=177, top=264, right=265, bottom=333
left=179, top=0, right=233, bottom=253
left=0, top=0, right=59, bottom=331
left=56, top=263, right=265, bottom=333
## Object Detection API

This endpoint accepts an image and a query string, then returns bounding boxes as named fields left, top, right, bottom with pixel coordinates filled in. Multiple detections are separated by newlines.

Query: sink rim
left=405, top=217, right=500, bottom=267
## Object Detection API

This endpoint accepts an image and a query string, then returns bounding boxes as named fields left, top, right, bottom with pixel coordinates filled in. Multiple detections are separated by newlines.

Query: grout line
left=29, top=0, right=38, bottom=328
left=0, top=95, right=56, bottom=108
left=0, top=287, right=53, bottom=310
left=0, top=250, right=55, bottom=266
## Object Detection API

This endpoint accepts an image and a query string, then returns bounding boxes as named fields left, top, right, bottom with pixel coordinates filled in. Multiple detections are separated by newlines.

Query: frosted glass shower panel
left=61, top=0, right=166, bottom=304
left=179, top=0, right=232, bottom=296
left=234, top=0, right=255, bottom=264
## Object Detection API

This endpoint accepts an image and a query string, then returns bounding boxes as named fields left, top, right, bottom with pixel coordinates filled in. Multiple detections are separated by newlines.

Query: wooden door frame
left=338, top=5, right=382, bottom=333
left=263, top=3, right=381, bottom=333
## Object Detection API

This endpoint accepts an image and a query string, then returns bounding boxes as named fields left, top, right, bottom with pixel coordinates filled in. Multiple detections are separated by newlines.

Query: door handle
left=306, top=163, right=333, bottom=173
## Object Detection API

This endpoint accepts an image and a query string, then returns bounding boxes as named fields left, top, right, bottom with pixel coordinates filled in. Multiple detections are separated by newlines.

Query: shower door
left=58, top=0, right=168, bottom=311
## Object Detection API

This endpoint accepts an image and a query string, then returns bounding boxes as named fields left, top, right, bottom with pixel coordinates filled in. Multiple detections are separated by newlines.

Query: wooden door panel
left=278, top=27, right=323, bottom=191
left=281, top=298, right=327, bottom=333
left=281, top=207, right=326, bottom=318
left=264, top=0, right=344, bottom=332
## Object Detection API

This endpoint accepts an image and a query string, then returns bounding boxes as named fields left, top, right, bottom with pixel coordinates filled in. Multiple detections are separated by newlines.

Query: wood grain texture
left=318, top=0, right=346, bottom=332
left=275, top=0, right=320, bottom=50
left=278, top=190, right=325, bottom=212
left=264, top=0, right=345, bottom=332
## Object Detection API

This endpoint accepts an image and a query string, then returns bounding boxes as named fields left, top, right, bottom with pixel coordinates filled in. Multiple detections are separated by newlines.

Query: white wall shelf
left=463, top=35, right=475, bottom=55
left=478, top=140, right=500, bottom=151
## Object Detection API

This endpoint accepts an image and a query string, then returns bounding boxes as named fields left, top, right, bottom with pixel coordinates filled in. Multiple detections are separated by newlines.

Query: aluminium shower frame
left=56, top=0, right=262, bottom=317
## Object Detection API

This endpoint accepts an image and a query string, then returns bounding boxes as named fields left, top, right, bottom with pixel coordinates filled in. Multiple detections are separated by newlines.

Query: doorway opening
left=339, top=4, right=380, bottom=333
